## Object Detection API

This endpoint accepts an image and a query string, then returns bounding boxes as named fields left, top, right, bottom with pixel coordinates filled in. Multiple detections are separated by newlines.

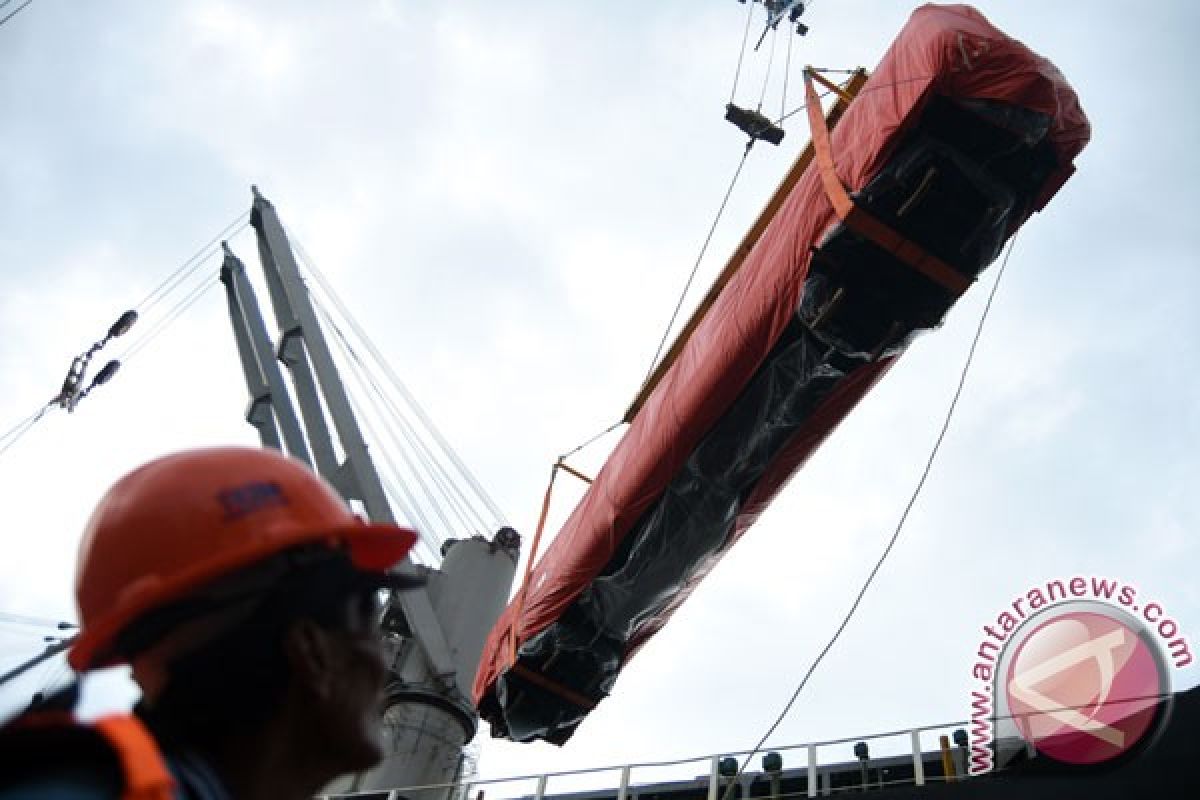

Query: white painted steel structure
left=221, top=188, right=518, bottom=796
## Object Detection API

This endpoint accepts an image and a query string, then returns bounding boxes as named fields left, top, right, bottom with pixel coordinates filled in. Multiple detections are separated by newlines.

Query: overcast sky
left=1, top=0, right=1197, bottom=792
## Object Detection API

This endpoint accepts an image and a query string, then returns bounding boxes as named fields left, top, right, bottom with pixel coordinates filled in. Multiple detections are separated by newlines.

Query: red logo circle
left=1004, top=610, right=1164, bottom=765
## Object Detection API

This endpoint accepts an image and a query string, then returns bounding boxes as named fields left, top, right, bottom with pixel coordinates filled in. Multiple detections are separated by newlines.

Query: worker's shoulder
left=0, top=769, right=122, bottom=799
left=0, top=717, right=124, bottom=799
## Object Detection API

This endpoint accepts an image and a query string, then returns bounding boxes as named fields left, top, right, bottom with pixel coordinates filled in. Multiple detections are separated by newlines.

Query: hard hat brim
left=344, top=523, right=426, bottom=588
left=69, top=522, right=422, bottom=671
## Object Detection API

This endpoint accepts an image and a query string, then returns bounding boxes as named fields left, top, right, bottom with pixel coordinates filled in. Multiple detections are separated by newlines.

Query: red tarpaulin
left=476, top=3, right=1089, bottom=744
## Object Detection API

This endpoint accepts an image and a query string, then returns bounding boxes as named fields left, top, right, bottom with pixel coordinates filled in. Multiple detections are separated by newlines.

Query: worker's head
left=69, top=446, right=424, bottom=771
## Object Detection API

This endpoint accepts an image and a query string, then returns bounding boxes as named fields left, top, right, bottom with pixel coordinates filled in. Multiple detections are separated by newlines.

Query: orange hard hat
left=70, top=446, right=419, bottom=671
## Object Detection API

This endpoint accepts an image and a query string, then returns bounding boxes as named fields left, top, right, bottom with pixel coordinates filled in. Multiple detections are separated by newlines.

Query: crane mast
left=222, top=187, right=518, bottom=795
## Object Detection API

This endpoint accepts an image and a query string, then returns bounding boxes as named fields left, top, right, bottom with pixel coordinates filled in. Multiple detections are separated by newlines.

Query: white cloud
left=1, top=0, right=1198, bottom=789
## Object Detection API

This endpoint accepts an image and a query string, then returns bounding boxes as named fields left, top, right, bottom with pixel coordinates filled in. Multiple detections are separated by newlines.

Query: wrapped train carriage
left=475, top=3, right=1090, bottom=745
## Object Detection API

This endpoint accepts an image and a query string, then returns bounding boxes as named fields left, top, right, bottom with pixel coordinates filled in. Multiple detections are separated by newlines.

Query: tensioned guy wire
left=292, top=235, right=509, bottom=528
left=725, top=233, right=1023, bottom=790
left=0, top=404, right=51, bottom=461
left=136, top=213, right=249, bottom=314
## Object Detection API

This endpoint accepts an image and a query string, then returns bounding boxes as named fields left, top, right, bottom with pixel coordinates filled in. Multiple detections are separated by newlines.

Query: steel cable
left=727, top=233, right=1022, bottom=788
left=314, top=297, right=458, bottom=552
left=311, top=293, right=477, bottom=541
left=136, top=214, right=248, bottom=314
left=291, top=237, right=509, bottom=528
left=729, top=0, right=757, bottom=104
left=640, top=141, right=753, bottom=390
left=0, top=0, right=33, bottom=31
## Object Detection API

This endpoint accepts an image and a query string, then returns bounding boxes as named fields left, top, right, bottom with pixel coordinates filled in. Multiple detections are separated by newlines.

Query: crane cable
left=119, top=276, right=219, bottom=364
left=725, top=232, right=1021, bottom=791
left=640, top=141, right=754, bottom=391
left=291, top=236, right=510, bottom=527
left=0, top=0, right=33, bottom=31
left=0, top=214, right=249, bottom=461
left=570, top=29, right=782, bottom=510
left=343, top=384, right=444, bottom=565
left=756, top=24, right=778, bottom=113
left=313, top=297, right=463, bottom=552
left=728, top=0, right=757, bottom=104
left=118, top=216, right=253, bottom=363
left=0, top=403, right=52, bottom=461
left=305, top=269, right=496, bottom=540
left=781, top=23, right=795, bottom=120
left=135, top=212, right=249, bottom=314
left=0, top=612, right=75, bottom=631
left=311, top=296, right=450, bottom=549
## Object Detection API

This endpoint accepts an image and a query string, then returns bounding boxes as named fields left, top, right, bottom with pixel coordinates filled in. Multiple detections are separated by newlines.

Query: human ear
left=284, top=618, right=335, bottom=700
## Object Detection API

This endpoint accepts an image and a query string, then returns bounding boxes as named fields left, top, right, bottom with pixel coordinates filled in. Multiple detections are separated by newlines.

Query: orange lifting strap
left=505, top=459, right=599, bottom=710
left=802, top=68, right=972, bottom=297
left=93, top=715, right=176, bottom=800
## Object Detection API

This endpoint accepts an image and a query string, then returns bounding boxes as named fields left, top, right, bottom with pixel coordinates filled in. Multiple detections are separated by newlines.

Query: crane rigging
left=725, top=0, right=818, bottom=145
left=474, top=3, right=1090, bottom=746
left=0, top=3, right=1104, bottom=795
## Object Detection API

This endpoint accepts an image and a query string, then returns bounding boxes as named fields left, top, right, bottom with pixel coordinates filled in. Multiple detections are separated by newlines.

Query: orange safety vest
left=0, top=711, right=176, bottom=800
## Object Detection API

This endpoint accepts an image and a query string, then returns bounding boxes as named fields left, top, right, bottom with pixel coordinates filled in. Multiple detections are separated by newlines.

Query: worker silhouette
left=0, top=446, right=426, bottom=799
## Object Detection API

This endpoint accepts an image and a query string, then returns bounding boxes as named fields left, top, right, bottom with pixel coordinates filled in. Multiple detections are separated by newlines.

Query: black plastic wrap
left=493, top=96, right=1058, bottom=744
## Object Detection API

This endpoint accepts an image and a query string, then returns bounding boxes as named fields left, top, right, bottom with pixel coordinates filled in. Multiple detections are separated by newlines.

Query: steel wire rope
left=350, top=361, right=495, bottom=536
left=352, top=381, right=444, bottom=563
left=756, top=24, right=778, bottom=112
left=362, top=374, right=491, bottom=537
left=314, top=296, right=446, bottom=547
left=294, top=240, right=505, bottom=531
left=0, top=0, right=33, bottom=30
left=314, top=298, right=458, bottom=553
left=0, top=404, right=50, bottom=447
left=639, top=142, right=754, bottom=391
left=724, top=234, right=1022, bottom=790
left=781, top=21, right=795, bottom=121
left=118, top=224, right=250, bottom=363
left=0, top=215, right=250, bottom=441
left=0, top=649, right=47, bottom=687
left=310, top=293, right=469, bottom=545
left=118, top=275, right=219, bottom=364
left=334, top=353, right=443, bottom=563
left=559, top=419, right=625, bottom=462
left=339, top=360, right=460, bottom=554
left=776, top=71, right=949, bottom=127
left=773, top=82, right=832, bottom=126
left=300, top=266, right=477, bottom=542
left=728, top=0, right=757, bottom=103
left=290, top=237, right=509, bottom=528
left=342, top=375, right=443, bottom=565
left=311, top=289, right=492, bottom=536
left=356, top=367, right=493, bottom=538
left=0, top=627, right=68, bottom=651
left=135, top=214, right=249, bottom=314
left=0, top=612, right=75, bottom=630
left=34, top=653, right=69, bottom=698
left=579, top=135, right=762, bottom=510
left=0, top=404, right=51, bottom=460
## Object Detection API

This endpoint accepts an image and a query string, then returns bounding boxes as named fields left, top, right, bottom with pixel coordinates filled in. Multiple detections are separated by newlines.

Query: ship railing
left=319, top=715, right=996, bottom=800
